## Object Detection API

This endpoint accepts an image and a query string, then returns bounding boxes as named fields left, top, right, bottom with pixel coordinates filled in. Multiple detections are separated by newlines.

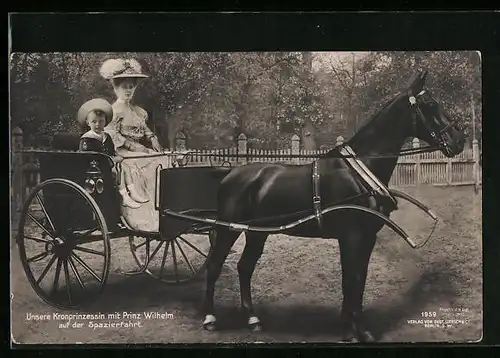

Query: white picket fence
left=10, top=129, right=482, bottom=217
left=181, top=134, right=482, bottom=188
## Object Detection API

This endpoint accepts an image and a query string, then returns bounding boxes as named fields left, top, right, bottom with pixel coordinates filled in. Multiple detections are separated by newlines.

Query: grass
left=10, top=185, right=482, bottom=344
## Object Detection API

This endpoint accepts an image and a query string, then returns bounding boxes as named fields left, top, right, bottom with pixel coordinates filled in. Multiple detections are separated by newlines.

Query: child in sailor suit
left=77, top=98, right=147, bottom=209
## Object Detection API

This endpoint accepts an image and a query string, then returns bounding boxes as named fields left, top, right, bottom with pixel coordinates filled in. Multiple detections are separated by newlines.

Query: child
left=77, top=98, right=148, bottom=209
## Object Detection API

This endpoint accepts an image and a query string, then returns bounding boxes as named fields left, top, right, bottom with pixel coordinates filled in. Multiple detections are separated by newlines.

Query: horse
left=201, top=71, right=465, bottom=342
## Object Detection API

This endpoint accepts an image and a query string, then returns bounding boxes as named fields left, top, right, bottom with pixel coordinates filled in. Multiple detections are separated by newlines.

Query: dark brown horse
left=202, top=71, right=465, bottom=342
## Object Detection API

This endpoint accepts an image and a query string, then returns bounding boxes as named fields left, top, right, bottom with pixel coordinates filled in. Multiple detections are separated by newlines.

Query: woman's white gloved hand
left=150, top=136, right=163, bottom=152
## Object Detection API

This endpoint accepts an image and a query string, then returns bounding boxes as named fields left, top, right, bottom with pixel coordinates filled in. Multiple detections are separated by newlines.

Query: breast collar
left=311, top=144, right=398, bottom=233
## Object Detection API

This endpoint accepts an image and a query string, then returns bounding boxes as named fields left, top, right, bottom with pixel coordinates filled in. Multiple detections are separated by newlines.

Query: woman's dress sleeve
left=105, top=114, right=127, bottom=148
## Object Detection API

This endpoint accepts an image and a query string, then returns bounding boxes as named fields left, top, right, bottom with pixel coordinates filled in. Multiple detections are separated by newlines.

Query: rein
left=117, top=144, right=441, bottom=163
left=324, top=144, right=441, bottom=160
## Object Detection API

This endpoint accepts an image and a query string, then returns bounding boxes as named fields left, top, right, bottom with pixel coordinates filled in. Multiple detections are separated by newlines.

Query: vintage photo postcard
left=10, top=51, right=482, bottom=345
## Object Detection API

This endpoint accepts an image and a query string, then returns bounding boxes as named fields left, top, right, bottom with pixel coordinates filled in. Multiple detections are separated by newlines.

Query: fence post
left=238, top=133, right=247, bottom=164
left=413, top=138, right=421, bottom=187
left=336, top=135, right=344, bottom=147
left=472, top=139, right=480, bottom=191
left=175, top=131, right=187, bottom=151
left=12, top=127, right=24, bottom=224
left=446, top=149, right=453, bottom=186
left=291, top=134, right=300, bottom=165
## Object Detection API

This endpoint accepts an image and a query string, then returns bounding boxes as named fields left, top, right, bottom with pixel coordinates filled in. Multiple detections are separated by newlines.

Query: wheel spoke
left=36, top=254, right=57, bottom=285
left=63, top=260, right=72, bottom=304
left=27, top=251, right=49, bottom=263
left=24, top=235, right=50, bottom=244
left=51, top=259, right=63, bottom=296
left=74, top=227, right=99, bottom=238
left=73, top=246, right=105, bottom=257
left=149, top=241, right=164, bottom=262
left=71, top=252, right=102, bottom=283
left=68, top=256, right=86, bottom=290
left=143, top=239, right=151, bottom=266
left=171, top=240, right=179, bottom=283
left=27, top=212, right=55, bottom=238
left=178, top=236, right=208, bottom=258
left=159, top=243, right=169, bottom=278
left=175, top=239, right=196, bottom=275
left=133, top=239, right=148, bottom=250
left=35, top=193, right=56, bottom=233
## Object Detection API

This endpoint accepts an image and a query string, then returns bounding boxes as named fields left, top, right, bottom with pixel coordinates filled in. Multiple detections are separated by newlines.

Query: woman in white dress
left=100, top=58, right=172, bottom=231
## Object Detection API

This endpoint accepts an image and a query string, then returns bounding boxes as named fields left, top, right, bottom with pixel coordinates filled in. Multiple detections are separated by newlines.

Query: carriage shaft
left=162, top=205, right=415, bottom=247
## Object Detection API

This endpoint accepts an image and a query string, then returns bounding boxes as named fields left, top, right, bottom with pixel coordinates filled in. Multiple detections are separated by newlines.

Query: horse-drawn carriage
left=14, top=71, right=466, bottom=342
left=16, top=129, right=437, bottom=311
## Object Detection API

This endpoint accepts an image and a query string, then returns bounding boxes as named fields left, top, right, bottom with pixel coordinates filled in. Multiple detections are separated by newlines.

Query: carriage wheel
left=17, top=178, right=111, bottom=310
left=128, top=228, right=214, bottom=284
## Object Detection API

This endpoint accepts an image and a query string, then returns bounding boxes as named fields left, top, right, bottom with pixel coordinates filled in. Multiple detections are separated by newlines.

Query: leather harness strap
left=339, top=145, right=396, bottom=205
left=312, top=160, right=323, bottom=230
left=311, top=145, right=398, bottom=234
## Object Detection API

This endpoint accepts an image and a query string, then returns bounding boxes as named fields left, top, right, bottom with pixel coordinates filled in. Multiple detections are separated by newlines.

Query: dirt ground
left=10, top=185, right=482, bottom=345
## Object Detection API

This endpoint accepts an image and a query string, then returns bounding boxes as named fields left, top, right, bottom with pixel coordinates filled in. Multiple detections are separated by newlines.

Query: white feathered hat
left=99, top=58, right=148, bottom=80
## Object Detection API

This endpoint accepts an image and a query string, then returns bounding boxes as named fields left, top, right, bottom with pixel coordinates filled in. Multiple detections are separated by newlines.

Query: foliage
left=353, top=51, right=482, bottom=140
left=10, top=51, right=481, bottom=149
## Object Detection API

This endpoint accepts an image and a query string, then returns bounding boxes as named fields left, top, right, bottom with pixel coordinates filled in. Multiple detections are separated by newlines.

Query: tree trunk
left=300, top=52, right=315, bottom=149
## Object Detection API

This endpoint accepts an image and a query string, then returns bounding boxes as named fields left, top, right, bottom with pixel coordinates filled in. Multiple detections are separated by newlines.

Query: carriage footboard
left=163, top=204, right=419, bottom=249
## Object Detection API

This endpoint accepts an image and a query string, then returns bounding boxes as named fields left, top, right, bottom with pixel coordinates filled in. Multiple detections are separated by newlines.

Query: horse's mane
left=323, top=91, right=404, bottom=158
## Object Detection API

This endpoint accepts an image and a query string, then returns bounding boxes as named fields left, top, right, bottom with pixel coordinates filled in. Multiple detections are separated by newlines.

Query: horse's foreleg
left=338, top=231, right=377, bottom=343
left=237, top=233, right=268, bottom=331
left=203, top=229, right=239, bottom=331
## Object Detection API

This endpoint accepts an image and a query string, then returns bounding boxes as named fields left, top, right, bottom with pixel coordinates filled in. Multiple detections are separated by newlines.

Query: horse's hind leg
left=203, top=228, right=239, bottom=331
left=237, top=232, right=268, bottom=331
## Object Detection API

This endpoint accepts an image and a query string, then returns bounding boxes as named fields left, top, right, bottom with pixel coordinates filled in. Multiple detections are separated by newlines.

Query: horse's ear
left=407, top=70, right=428, bottom=95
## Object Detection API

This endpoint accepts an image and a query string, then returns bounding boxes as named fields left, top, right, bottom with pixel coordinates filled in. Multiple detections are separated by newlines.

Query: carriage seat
left=52, top=132, right=81, bottom=151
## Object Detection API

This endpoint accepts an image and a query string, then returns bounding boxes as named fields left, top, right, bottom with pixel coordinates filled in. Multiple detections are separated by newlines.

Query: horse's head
left=405, top=71, right=465, bottom=157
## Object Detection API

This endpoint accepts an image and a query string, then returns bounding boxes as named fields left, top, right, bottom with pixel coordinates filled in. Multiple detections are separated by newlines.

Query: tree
left=351, top=51, right=481, bottom=143
left=10, top=51, right=479, bottom=149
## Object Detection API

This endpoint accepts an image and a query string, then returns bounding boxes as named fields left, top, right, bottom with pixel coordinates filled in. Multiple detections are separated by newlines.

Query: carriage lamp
left=84, top=160, right=105, bottom=195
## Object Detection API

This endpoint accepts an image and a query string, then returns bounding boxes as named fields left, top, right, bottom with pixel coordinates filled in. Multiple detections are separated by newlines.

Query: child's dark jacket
left=79, top=130, right=116, bottom=157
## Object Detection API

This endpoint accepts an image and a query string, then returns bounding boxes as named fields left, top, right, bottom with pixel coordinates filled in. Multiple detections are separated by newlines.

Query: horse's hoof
left=340, top=334, right=359, bottom=343
left=249, top=322, right=262, bottom=332
left=203, top=322, right=217, bottom=332
left=247, top=316, right=262, bottom=332
left=203, top=314, right=217, bottom=331
left=340, top=330, right=358, bottom=343
left=359, top=330, right=376, bottom=343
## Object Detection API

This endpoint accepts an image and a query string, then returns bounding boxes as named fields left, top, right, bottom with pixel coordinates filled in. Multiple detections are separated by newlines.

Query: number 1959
left=421, top=311, right=437, bottom=318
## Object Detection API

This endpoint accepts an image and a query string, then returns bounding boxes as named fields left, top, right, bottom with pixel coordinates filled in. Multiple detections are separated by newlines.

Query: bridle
left=323, top=90, right=462, bottom=161
left=406, top=89, right=461, bottom=158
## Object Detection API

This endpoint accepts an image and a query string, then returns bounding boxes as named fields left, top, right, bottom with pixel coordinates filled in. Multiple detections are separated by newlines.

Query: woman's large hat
left=99, top=58, right=149, bottom=80
left=77, top=98, right=113, bottom=127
